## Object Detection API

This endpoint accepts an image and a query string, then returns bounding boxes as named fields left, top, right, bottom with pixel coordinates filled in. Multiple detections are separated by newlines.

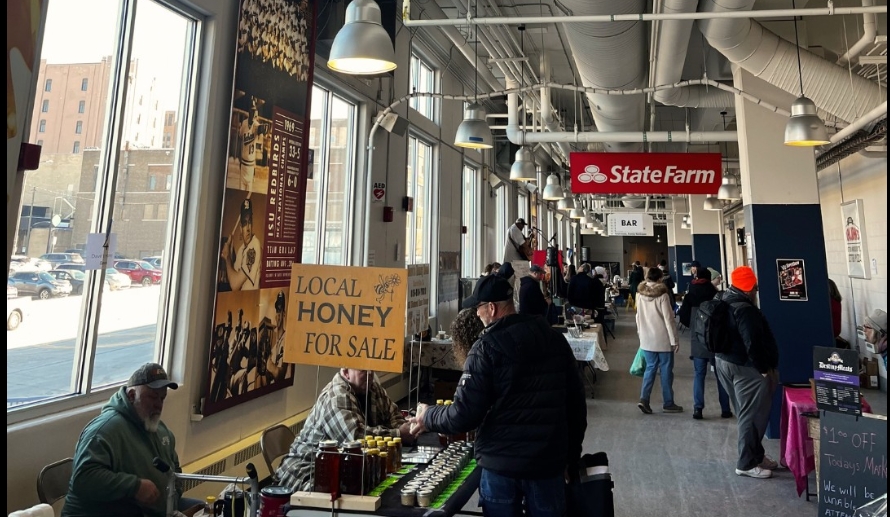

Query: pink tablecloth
left=780, top=387, right=872, bottom=496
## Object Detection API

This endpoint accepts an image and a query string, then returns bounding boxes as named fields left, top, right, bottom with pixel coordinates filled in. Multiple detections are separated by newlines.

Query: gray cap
left=128, top=363, right=178, bottom=390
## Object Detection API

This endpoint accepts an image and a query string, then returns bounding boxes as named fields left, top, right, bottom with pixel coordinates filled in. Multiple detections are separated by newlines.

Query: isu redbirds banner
left=570, top=152, right=722, bottom=195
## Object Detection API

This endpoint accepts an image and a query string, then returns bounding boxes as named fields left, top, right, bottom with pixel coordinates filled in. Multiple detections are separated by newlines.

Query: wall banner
left=203, top=0, right=317, bottom=416
left=570, top=152, right=722, bottom=195
left=284, top=264, right=408, bottom=374
left=841, top=199, right=870, bottom=279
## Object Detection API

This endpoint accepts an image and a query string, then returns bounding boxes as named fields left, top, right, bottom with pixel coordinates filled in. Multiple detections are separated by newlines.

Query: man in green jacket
left=63, top=363, right=188, bottom=517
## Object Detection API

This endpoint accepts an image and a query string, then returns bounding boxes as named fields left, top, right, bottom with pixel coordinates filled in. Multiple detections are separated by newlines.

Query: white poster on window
left=841, top=200, right=870, bottom=279
left=84, top=233, right=117, bottom=270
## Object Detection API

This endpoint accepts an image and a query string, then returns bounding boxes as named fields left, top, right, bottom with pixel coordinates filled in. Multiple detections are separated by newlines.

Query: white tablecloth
left=566, top=332, right=609, bottom=371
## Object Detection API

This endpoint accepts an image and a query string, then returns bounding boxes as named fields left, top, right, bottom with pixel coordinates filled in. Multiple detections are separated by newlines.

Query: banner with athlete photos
left=203, top=0, right=316, bottom=416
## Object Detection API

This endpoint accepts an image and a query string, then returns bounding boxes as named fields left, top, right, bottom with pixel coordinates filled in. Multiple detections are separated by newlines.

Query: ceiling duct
left=816, top=118, right=887, bottom=171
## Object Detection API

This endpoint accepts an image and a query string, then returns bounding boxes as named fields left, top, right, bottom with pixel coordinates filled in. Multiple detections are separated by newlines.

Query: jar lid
left=393, top=438, right=402, bottom=443
left=319, top=440, right=339, bottom=448
left=261, top=485, right=294, bottom=497
left=205, top=496, right=217, bottom=503
left=368, top=448, right=380, bottom=454
left=344, top=440, right=364, bottom=449
left=379, top=452, right=389, bottom=457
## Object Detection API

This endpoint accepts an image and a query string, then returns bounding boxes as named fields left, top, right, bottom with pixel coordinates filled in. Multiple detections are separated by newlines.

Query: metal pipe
left=837, top=0, right=877, bottom=66
left=401, top=6, right=887, bottom=26
left=828, top=101, right=887, bottom=144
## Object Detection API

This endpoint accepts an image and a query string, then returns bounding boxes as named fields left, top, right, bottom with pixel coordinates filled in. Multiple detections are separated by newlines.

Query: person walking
left=409, top=274, right=587, bottom=516
left=635, top=267, right=683, bottom=414
left=678, top=268, right=732, bottom=420
left=715, top=266, right=780, bottom=479
left=628, top=261, right=644, bottom=303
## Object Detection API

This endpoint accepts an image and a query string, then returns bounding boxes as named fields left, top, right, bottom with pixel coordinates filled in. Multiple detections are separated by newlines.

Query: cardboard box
left=863, top=358, right=879, bottom=389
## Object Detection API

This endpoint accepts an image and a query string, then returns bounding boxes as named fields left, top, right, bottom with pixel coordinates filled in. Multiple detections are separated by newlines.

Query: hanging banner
left=203, top=0, right=317, bottom=416
left=407, top=264, right=431, bottom=337
left=570, top=152, right=722, bottom=195
left=284, top=264, right=408, bottom=374
left=607, top=213, right=654, bottom=236
left=776, top=259, right=808, bottom=301
left=841, top=199, right=870, bottom=279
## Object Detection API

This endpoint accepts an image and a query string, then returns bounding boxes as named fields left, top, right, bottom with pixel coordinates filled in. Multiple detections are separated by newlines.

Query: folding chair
left=37, top=457, right=73, bottom=506
left=260, top=424, right=295, bottom=482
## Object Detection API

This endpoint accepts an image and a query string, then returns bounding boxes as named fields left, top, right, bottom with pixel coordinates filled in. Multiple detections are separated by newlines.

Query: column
left=689, top=194, right=723, bottom=281
left=667, top=209, right=692, bottom=293
left=734, top=67, right=833, bottom=437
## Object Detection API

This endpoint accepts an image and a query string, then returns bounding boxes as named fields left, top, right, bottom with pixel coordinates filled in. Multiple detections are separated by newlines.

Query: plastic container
left=259, top=486, right=293, bottom=517
left=313, top=440, right=340, bottom=494
left=378, top=452, right=389, bottom=482
left=204, top=496, right=217, bottom=516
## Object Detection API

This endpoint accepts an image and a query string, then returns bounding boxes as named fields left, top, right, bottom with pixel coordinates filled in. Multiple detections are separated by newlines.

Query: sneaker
left=759, top=456, right=779, bottom=470
left=693, top=408, right=703, bottom=420
left=735, top=466, right=773, bottom=479
left=637, top=400, right=653, bottom=414
left=663, top=404, right=684, bottom=413
left=721, top=411, right=734, bottom=419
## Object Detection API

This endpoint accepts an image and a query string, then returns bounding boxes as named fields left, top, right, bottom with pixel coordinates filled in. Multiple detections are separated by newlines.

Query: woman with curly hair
left=449, top=308, right=485, bottom=367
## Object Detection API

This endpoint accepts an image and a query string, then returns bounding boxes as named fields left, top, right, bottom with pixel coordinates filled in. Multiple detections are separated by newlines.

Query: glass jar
left=392, top=437, right=403, bottom=470
left=366, top=448, right=380, bottom=488
left=378, top=452, right=389, bottom=482
left=384, top=441, right=397, bottom=473
left=340, top=441, right=365, bottom=495
left=313, top=440, right=341, bottom=494
left=204, top=496, right=217, bottom=516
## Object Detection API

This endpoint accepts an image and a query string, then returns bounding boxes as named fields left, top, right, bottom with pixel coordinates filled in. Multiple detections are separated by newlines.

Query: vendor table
left=779, top=386, right=873, bottom=499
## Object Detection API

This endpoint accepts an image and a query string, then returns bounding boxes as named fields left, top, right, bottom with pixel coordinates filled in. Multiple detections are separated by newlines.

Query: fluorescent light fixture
left=328, top=0, right=397, bottom=75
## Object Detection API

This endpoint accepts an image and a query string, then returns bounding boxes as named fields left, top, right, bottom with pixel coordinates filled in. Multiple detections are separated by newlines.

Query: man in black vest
left=410, top=274, right=587, bottom=516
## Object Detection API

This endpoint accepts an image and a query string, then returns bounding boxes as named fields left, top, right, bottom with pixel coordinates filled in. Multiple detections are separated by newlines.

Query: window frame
left=81, top=78, right=89, bottom=91
left=409, top=51, right=438, bottom=123
left=405, top=133, right=436, bottom=267
left=41, top=99, right=49, bottom=113
left=461, top=162, right=480, bottom=277
left=7, top=0, right=202, bottom=422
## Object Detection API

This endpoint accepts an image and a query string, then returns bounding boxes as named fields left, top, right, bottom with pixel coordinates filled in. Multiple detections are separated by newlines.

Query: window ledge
left=6, top=384, right=120, bottom=429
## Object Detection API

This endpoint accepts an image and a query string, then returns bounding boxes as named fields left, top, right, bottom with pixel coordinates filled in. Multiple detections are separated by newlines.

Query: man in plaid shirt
left=277, top=369, right=414, bottom=491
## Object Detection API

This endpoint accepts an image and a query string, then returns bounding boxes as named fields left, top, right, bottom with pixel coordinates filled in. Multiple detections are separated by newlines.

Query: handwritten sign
left=406, top=264, right=430, bottom=336
left=284, top=264, right=407, bottom=373
left=818, top=411, right=887, bottom=517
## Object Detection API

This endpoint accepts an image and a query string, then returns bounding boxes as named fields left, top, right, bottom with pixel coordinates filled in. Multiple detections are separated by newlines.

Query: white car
left=105, top=268, right=132, bottom=291
left=7, top=283, right=31, bottom=331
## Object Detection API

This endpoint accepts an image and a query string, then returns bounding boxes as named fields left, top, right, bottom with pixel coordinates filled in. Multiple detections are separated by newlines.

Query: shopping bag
left=629, top=348, right=646, bottom=377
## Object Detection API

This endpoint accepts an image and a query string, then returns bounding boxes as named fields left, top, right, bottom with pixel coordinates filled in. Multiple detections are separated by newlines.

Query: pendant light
left=542, top=171, right=565, bottom=200
left=510, top=25, right=536, bottom=181
left=717, top=112, right=741, bottom=201
left=454, top=2, right=493, bottom=149
left=783, top=0, right=830, bottom=146
left=703, top=195, right=722, bottom=211
left=557, top=189, right=573, bottom=210
left=569, top=198, right=584, bottom=219
left=328, top=0, right=397, bottom=75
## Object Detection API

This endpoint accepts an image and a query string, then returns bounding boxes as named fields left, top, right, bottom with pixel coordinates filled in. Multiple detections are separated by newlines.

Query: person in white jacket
left=635, top=267, right=683, bottom=414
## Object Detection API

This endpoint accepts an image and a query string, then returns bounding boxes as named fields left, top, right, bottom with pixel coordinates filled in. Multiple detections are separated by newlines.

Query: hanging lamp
left=509, top=148, right=537, bottom=181
left=703, top=195, right=722, bottom=211
left=557, top=189, right=573, bottom=210
left=569, top=198, right=584, bottom=219
left=328, top=0, right=397, bottom=75
left=542, top=172, right=565, bottom=200
left=454, top=3, right=493, bottom=149
left=783, top=0, right=830, bottom=146
left=717, top=176, right=741, bottom=201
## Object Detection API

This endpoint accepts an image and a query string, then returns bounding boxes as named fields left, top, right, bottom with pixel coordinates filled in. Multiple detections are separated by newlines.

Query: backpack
left=692, top=298, right=734, bottom=354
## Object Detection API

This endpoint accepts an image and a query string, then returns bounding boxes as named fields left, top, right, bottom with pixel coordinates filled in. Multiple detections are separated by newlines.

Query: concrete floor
left=455, top=310, right=888, bottom=516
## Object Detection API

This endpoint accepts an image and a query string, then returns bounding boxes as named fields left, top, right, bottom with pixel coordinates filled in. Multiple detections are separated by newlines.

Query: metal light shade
left=509, top=147, right=537, bottom=181
left=557, top=190, right=573, bottom=210
left=454, top=103, right=493, bottom=149
left=784, top=96, right=830, bottom=146
left=569, top=206, right=584, bottom=219
left=328, top=0, right=397, bottom=75
left=717, top=176, right=741, bottom=201
left=681, top=221, right=690, bottom=230
left=703, top=195, right=722, bottom=211
left=542, top=173, right=565, bottom=200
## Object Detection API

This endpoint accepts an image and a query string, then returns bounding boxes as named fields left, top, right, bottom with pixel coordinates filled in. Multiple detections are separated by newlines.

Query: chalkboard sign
left=818, top=411, right=888, bottom=517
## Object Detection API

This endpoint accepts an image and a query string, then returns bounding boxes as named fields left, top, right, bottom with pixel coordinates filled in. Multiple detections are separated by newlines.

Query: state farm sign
left=570, top=152, right=722, bottom=195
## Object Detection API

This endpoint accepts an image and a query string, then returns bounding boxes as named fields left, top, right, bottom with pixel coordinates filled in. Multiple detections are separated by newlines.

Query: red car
left=113, top=260, right=162, bottom=287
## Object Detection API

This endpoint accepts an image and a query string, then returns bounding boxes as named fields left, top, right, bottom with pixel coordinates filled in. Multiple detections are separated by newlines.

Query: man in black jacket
left=715, top=266, right=780, bottom=480
left=410, top=274, right=587, bottom=516
left=518, top=264, right=549, bottom=318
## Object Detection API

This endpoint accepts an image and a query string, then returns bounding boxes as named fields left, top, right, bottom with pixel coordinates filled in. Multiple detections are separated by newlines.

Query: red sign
left=372, top=182, right=386, bottom=202
left=570, top=152, right=722, bottom=195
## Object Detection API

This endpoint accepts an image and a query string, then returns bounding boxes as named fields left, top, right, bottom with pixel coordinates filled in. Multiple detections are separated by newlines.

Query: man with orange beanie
left=715, top=266, right=780, bottom=479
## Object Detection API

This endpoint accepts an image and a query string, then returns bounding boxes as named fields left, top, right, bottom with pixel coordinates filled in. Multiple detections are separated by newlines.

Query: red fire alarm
left=383, top=206, right=394, bottom=222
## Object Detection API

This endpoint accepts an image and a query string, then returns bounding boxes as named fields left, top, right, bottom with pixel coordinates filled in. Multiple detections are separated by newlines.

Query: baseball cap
left=529, top=264, right=545, bottom=274
left=462, top=274, right=514, bottom=309
left=690, top=260, right=702, bottom=269
left=128, top=363, right=178, bottom=390
left=863, top=309, right=887, bottom=333
left=240, top=198, right=253, bottom=221
left=515, top=218, right=526, bottom=225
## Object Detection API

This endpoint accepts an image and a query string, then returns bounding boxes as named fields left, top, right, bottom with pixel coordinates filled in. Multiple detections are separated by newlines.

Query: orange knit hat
left=731, top=266, right=758, bottom=292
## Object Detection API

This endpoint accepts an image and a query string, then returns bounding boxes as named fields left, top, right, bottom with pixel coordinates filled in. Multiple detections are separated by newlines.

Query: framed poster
left=203, top=0, right=317, bottom=416
left=776, top=259, right=808, bottom=301
left=681, top=262, right=693, bottom=276
left=841, top=199, right=870, bottom=279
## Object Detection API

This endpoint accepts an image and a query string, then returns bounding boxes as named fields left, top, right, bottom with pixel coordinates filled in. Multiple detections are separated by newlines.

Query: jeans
left=479, top=469, right=566, bottom=517
left=692, top=357, right=731, bottom=412
left=639, top=350, right=675, bottom=407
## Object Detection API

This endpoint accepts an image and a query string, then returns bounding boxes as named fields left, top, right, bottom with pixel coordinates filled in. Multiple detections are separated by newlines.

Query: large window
left=405, top=135, right=434, bottom=265
left=462, top=164, right=479, bottom=276
left=409, top=53, right=437, bottom=121
left=8, top=0, right=198, bottom=414
left=302, top=86, right=357, bottom=265
left=496, top=184, right=508, bottom=262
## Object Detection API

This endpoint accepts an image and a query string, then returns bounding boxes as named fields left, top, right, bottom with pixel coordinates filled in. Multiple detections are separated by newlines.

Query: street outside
left=7, top=286, right=164, bottom=406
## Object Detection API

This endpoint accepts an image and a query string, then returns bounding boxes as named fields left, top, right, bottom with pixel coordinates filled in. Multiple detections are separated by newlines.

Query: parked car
left=7, top=280, right=31, bottom=331
left=142, top=256, right=163, bottom=270
left=8, top=271, right=72, bottom=299
left=39, top=253, right=85, bottom=268
left=10, top=256, right=52, bottom=272
left=56, top=262, right=86, bottom=273
left=113, top=260, right=162, bottom=287
left=105, top=268, right=132, bottom=291
left=49, top=269, right=86, bottom=295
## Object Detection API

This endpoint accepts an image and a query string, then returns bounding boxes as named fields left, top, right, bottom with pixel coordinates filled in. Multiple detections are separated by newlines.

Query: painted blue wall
left=745, top=203, right=832, bottom=438
left=692, top=234, right=721, bottom=280
left=674, top=245, right=692, bottom=293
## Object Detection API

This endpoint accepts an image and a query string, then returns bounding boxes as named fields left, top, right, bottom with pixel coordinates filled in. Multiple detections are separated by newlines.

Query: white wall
left=817, top=152, right=888, bottom=386
left=5, top=0, right=497, bottom=511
